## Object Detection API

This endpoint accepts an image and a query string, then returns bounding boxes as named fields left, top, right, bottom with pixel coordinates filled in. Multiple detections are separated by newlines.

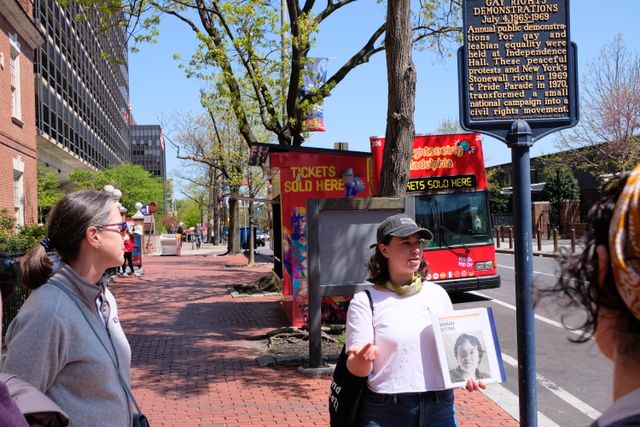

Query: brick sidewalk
left=112, top=249, right=518, bottom=426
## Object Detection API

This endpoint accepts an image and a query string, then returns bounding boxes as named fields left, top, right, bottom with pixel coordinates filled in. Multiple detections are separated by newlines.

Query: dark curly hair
left=538, top=173, right=640, bottom=354
left=367, top=235, right=428, bottom=285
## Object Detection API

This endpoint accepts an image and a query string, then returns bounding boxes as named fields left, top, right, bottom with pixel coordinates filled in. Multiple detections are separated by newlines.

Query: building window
left=9, top=33, right=22, bottom=121
left=13, top=155, right=25, bottom=227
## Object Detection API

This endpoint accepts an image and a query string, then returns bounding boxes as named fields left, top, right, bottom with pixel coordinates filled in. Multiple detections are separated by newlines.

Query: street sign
left=459, top=0, right=578, bottom=142
left=140, top=205, right=150, bottom=215
left=458, top=2, right=580, bottom=426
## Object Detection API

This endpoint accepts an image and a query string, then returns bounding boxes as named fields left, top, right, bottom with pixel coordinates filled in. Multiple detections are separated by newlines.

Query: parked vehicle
left=370, top=133, right=500, bottom=292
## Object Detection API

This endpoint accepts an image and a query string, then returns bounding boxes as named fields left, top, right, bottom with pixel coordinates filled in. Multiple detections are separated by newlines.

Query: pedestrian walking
left=2, top=190, right=135, bottom=426
left=120, top=229, right=135, bottom=276
left=193, top=224, right=202, bottom=249
left=346, top=214, right=484, bottom=427
left=176, top=223, right=184, bottom=256
left=540, top=164, right=640, bottom=427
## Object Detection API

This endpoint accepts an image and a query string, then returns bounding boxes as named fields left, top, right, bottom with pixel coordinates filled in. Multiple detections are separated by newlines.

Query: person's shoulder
left=6, top=285, right=68, bottom=334
left=421, top=280, right=449, bottom=296
left=350, top=288, right=380, bottom=308
left=353, top=289, right=372, bottom=302
left=419, top=280, right=452, bottom=307
left=20, top=283, right=64, bottom=306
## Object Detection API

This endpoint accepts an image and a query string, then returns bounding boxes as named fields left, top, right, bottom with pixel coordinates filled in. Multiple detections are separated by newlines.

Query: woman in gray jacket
left=2, top=190, right=133, bottom=427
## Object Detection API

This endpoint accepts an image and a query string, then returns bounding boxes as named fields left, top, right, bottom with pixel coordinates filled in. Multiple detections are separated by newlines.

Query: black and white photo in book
left=431, top=307, right=506, bottom=389
left=445, top=331, right=491, bottom=383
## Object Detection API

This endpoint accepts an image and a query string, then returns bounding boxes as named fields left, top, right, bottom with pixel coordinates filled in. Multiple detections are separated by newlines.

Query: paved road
left=451, top=252, right=612, bottom=427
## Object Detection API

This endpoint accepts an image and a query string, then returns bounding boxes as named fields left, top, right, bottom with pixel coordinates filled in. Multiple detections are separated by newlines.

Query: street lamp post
left=104, top=185, right=127, bottom=219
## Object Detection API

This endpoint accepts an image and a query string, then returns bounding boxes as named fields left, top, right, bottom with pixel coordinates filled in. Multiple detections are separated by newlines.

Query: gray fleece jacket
left=2, top=264, right=132, bottom=427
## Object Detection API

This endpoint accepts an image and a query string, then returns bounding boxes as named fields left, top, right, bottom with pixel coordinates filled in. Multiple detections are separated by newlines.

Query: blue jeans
left=358, top=388, right=457, bottom=427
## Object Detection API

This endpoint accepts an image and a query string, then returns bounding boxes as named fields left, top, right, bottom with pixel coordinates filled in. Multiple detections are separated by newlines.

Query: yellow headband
left=609, top=163, right=640, bottom=321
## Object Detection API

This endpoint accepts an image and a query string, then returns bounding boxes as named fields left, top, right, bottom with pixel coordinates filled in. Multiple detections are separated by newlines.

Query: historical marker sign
left=459, top=0, right=578, bottom=142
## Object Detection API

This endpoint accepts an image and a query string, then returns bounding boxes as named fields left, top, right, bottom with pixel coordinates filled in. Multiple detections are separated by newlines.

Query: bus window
left=414, top=192, right=492, bottom=247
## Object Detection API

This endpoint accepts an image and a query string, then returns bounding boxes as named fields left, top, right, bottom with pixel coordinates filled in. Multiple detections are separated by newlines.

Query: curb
left=256, top=352, right=340, bottom=369
left=495, top=248, right=561, bottom=258
left=227, top=286, right=281, bottom=298
left=297, top=365, right=335, bottom=376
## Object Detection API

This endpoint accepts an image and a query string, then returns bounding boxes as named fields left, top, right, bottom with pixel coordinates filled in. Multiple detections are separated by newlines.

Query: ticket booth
left=251, top=144, right=374, bottom=326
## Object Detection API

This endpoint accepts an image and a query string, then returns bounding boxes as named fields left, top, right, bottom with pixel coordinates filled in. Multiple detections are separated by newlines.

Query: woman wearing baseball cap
left=345, top=213, right=484, bottom=426
left=539, top=165, right=640, bottom=427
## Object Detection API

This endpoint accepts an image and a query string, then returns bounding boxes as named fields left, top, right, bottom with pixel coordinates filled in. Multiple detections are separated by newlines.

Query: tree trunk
left=227, top=197, right=241, bottom=254
left=213, top=180, right=224, bottom=245
left=206, top=169, right=216, bottom=245
left=379, top=0, right=416, bottom=198
left=248, top=200, right=255, bottom=264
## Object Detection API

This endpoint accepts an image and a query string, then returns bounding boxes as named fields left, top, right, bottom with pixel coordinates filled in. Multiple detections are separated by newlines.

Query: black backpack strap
left=364, top=289, right=373, bottom=314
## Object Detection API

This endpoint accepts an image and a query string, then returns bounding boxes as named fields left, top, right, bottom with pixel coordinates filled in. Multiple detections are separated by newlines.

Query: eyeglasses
left=96, top=221, right=128, bottom=233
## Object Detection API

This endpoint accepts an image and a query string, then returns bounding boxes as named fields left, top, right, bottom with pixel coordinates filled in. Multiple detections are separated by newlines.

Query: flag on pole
left=301, top=57, right=329, bottom=132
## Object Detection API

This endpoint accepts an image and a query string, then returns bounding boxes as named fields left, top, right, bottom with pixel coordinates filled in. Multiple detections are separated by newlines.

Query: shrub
left=0, top=210, right=46, bottom=255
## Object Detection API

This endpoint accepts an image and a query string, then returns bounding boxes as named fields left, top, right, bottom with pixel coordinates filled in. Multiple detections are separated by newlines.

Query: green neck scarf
left=381, top=274, right=423, bottom=296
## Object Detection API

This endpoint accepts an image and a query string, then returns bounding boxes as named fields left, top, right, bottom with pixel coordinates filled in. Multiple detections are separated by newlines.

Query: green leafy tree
left=70, top=1, right=462, bottom=201
left=556, top=34, right=640, bottom=176
left=37, top=165, right=65, bottom=224
left=176, top=199, right=203, bottom=228
left=541, top=166, right=580, bottom=226
left=486, top=167, right=510, bottom=216
left=74, top=0, right=460, bottom=149
left=69, top=163, right=165, bottom=214
left=116, top=0, right=459, bottom=149
left=170, top=92, right=268, bottom=255
left=434, top=117, right=464, bottom=134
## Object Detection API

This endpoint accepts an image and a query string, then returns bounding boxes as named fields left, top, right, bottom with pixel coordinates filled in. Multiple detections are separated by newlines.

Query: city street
left=112, top=246, right=518, bottom=426
left=242, top=244, right=610, bottom=426
left=452, top=253, right=613, bottom=427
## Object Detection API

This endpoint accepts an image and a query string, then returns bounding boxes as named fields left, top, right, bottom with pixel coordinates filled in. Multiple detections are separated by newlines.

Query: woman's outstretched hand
left=462, top=378, right=486, bottom=392
left=346, top=343, right=379, bottom=377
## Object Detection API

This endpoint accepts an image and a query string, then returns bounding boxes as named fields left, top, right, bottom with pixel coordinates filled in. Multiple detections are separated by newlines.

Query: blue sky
left=129, top=1, right=640, bottom=183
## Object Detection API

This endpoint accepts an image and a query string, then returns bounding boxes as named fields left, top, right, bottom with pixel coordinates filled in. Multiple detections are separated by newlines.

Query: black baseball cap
left=371, top=214, right=434, bottom=248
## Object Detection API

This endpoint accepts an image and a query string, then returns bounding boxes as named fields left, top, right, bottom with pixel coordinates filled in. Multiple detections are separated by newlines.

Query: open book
left=431, top=307, right=506, bottom=389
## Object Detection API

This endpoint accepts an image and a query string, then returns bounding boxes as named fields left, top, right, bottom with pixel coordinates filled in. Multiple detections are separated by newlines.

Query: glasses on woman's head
left=96, top=221, right=128, bottom=233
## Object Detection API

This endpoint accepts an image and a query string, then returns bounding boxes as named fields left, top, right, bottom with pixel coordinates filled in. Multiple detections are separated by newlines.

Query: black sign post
left=458, top=1, right=578, bottom=426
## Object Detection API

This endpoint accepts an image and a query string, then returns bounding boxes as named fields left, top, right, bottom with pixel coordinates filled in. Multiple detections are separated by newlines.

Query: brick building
left=0, top=1, right=44, bottom=226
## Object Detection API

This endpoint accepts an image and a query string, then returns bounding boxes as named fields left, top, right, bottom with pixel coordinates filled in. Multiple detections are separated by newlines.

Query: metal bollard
left=501, top=226, right=506, bottom=242
left=508, top=227, right=513, bottom=249
left=495, top=227, right=501, bottom=248
left=536, top=227, right=542, bottom=251
left=553, top=227, right=559, bottom=253
left=571, top=228, right=576, bottom=253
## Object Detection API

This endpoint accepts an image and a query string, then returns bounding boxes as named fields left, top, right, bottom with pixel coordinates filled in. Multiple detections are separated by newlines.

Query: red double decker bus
left=370, top=133, right=500, bottom=291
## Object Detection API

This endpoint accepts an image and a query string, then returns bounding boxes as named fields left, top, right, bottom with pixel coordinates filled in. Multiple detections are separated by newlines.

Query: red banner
left=370, top=133, right=487, bottom=192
